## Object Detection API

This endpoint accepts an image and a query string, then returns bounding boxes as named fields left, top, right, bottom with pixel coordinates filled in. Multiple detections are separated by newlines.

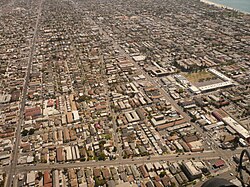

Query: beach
left=200, top=0, right=250, bottom=14
left=200, top=0, right=234, bottom=11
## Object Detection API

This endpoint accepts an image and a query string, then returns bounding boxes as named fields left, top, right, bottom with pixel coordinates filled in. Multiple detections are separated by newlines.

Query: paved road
left=102, top=24, right=222, bottom=154
left=85, top=13, right=241, bottom=170
left=15, top=152, right=219, bottom=172
left=100, top=28, right=123, bottom=160
left=11, top=149, right=242, bottom=173
left=105, top=29, right=240, bottom=167
left=5, top=1, right=43, bottom=187
left=3, top=0, right=244, bottom=184
left=0, top=148, right=243, bottom=173
left=102, top=26, right=191, bottom=122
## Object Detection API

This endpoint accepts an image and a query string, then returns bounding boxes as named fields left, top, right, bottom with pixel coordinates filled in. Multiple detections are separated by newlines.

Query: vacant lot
left=183, top=71, right=217, bottom=84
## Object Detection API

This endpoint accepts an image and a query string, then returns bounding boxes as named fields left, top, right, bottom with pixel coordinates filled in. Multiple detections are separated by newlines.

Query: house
left=26, top=171, right=36, bottom=186
left=161, top=175, right=171, bottom=187
left=213, top=159, right=225, bottom=168
left=56, top=147, right=64, bottom=162
left=102, top=168, right=111, bottom=180
left=138, top=165, right=149, bottom=178
left=25, top=106, right=42, bottom=119
left=44, top=170, right=52, bottom=185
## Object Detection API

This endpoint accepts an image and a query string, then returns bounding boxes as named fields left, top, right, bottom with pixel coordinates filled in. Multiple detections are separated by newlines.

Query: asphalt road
left=11, top=149, right=242, bottom=173
left=16, top=152, right=218, bottom=172
left=5, top=1, right=43, bottom=187
left=108, top=31, right=241, bottom=167
left=3, top=0, right=245, bottom=184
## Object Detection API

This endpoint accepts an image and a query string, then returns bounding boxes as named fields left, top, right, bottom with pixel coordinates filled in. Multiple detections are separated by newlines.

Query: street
left=5, top=1, right=44, bottom=186
left=0, top=149, right=241, bottom=174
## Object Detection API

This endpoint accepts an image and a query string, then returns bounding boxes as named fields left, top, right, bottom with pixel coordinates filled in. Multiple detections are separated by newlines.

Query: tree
left=29, top=128, right=35, bottom=135
left=21, top=129, right=29, bottom=136
left=170, top=182, right=176, bottom=187
left=36, top=172, right=43, bottom=180
left=94, top=177, right=106, bottom=187
left=104, top=134, right=112, bottom=140
left=112, top=147, right=117, bottom=152
left=233, top=136, right=239, bottom=148
left=98, top=152, right=106, bottom=161
left=78, top=94, right=91, bottom=102
left=99, top=140, right=106, bottom=150
left=159, top=171, right=166, bottom=178
left=80, top=157, right=86, bottom=162
left=178, top=88, right=184, bottom=93
left=107, top=115, right=112, bottom=121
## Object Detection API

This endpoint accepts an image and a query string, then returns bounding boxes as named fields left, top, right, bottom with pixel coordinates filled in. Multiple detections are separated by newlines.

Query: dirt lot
left=183, top=71, right=217, bottom=84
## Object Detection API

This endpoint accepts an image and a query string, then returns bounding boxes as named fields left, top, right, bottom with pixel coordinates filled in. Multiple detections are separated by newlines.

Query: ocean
left=207, top=0, right=250, bottom=14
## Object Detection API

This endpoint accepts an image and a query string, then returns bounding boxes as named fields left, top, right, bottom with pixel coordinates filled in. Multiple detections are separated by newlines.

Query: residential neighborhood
left=0, top=0, right=249, bottom=186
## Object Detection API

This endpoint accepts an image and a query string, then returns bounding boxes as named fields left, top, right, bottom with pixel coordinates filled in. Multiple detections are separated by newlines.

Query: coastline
left=200, top=0, right=250, bottom=14
left=200, top=0, right=234, bottom=10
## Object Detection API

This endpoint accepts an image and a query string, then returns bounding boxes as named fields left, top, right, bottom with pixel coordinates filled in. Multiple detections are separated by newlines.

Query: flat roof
left=199, top=81, right=233, bottom=92
left=124, top=110, right=140, bottom=123
left=222, top=117, right=250, bottom=139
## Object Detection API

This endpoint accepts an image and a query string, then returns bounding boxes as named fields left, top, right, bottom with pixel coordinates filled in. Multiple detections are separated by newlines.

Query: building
left=124, top=110, right=140, bottom=123
left=150, top=115, right=166, bottom=126
left=66, top=112, right=73, bottom=124
left=25, top=106, right=42, bottom=119
left=26, top=171, right=36, bottom=186
left=181, top=161, right=202, bottom=181
left=63, top=128, right=70, bottom=143
left=189, top=86, right=201, bottom=94
left=52, top=170, right=59, bottom=187
left=222, top=117, right=250, bottom=142
left=72, top=111, right=80, bottom=121
left=56, top=147, right=64, bottom=162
